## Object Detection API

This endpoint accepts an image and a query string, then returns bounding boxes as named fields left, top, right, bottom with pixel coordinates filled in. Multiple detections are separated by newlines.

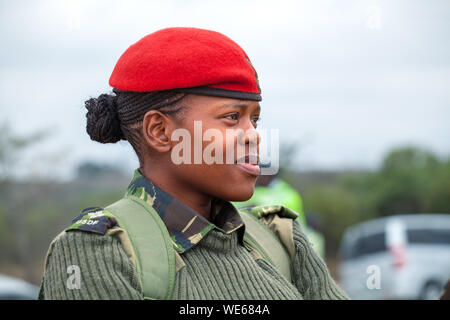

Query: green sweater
left=38, top=219, right=349, bottom=300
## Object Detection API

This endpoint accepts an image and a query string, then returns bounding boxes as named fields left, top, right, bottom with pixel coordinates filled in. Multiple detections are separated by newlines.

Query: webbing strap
left=105, top=196, right=176, bottom=300
left=239, top=210, right=292, bottom=282
left=105, top=196, right=292, bottom=299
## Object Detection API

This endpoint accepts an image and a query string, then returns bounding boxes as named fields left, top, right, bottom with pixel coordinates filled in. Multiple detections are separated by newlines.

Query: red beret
left=109, top=27, right=261, bottom=101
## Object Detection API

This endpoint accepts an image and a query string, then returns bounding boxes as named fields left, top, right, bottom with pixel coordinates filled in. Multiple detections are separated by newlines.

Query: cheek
left=201, top=129, right=258, bottom=200
left=201, top=163, right=257, bottom=201
left=170, top=122, right=257, bottom=201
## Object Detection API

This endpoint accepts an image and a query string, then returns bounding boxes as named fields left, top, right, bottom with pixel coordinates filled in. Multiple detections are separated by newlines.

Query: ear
left=142, top=110, right=174, bottom=153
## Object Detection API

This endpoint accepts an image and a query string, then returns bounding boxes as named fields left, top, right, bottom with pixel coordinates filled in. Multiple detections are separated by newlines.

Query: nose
left=237, top=120, right=260, bottom=149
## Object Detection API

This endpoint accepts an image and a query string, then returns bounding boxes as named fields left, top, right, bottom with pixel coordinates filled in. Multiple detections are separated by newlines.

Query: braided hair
left=85, top=90, right=188, bottom=166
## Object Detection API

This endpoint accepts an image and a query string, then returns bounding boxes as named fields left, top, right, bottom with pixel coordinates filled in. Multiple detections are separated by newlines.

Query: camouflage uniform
left=67, top=168, right=246, bottom=254
left=39, top=168, right=350, bottom=300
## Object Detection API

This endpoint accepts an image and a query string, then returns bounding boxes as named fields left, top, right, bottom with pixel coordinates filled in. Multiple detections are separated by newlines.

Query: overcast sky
left=1, top=0, right=449, bottom=181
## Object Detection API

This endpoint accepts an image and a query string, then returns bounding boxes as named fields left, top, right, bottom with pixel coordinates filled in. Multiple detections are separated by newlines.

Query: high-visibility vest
left=233, top=178, right=306, bottom=225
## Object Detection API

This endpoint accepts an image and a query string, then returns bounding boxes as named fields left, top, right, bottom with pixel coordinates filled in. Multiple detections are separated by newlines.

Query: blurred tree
left=300, top=146, right=450, bottom=258
left=1, top=127, right=448, bottom=283
left=0, top=121, right=130, bottom=284
left=76, top=161, right=126, bottom=180
left=302, top=185, right=361, bottom=256
left=381, top=147, right=439, bottom=172
left=0, top=121, right=51, bottom=283
left=374, top=147, right=446, bottom=215
left=423, top=159, right=450, bottom=212
left=0, top=122, right=50, bottom=181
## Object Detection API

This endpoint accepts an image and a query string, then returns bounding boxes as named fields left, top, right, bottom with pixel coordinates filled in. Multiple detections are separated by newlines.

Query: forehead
left=185, top=94, right=261, bottom=113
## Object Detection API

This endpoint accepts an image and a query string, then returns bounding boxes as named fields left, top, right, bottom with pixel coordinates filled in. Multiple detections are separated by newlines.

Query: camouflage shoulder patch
left=239, top=204, right=299, bottom=220
left=65, top=206, right=119, bottom=235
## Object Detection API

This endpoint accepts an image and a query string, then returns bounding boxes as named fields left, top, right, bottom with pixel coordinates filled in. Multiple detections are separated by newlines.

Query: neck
left=140, top=163, right=213, bottom=221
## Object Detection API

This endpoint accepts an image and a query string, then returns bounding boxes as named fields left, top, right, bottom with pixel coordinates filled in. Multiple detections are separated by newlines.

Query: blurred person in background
left=234, top=172, right=326, bottom=258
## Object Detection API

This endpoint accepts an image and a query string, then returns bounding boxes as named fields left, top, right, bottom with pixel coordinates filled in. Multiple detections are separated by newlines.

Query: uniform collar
left=126, top=168, right=245, bottom=254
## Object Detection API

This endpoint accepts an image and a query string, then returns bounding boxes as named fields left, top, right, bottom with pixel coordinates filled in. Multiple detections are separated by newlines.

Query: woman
left=38, top=27, right=349, bottom=300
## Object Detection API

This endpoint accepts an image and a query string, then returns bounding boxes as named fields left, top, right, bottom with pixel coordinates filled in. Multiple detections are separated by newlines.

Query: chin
left=221, top=185, right=255, bottom=202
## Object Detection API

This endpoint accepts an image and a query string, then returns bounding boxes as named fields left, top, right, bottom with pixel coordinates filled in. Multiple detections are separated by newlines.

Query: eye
left=224, top=113, right=239, bottom=121
left=252, top=115, right=261, bottom=126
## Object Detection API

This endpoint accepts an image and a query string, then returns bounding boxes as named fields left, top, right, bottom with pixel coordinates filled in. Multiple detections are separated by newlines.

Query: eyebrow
left=217, top=103, right=261, bottom=112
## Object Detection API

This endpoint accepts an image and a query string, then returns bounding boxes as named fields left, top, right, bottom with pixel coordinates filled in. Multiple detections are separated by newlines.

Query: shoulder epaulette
left=65, top=206, right=118, bottom=235
left=239, top=204, right=299, bottom=220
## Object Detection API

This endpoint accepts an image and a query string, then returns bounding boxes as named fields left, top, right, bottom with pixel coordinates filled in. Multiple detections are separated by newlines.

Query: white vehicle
left=338, top=214, right=450, bottom=300
left=0, top=274, right=39, bottom=300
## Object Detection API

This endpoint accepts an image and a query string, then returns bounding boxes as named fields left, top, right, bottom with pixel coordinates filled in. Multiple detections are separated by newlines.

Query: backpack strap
left=104, top=195, right=176, bottom=300
left=104, top=198, right=297, bottom=297
left=239, top=205, right=300, bottom=283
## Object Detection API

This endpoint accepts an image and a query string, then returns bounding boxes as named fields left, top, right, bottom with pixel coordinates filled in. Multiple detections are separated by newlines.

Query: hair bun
left=85, top=93, right=124, bottom=143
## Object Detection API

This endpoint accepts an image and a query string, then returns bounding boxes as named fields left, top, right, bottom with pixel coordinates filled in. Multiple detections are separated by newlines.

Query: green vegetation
left=0, top=122, right=448, bottom=284
left=284, top=147, right=450, bottom=257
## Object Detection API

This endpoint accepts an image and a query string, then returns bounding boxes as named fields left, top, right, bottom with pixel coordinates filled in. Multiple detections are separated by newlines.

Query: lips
left=235, top=154, right=260, bottom=176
